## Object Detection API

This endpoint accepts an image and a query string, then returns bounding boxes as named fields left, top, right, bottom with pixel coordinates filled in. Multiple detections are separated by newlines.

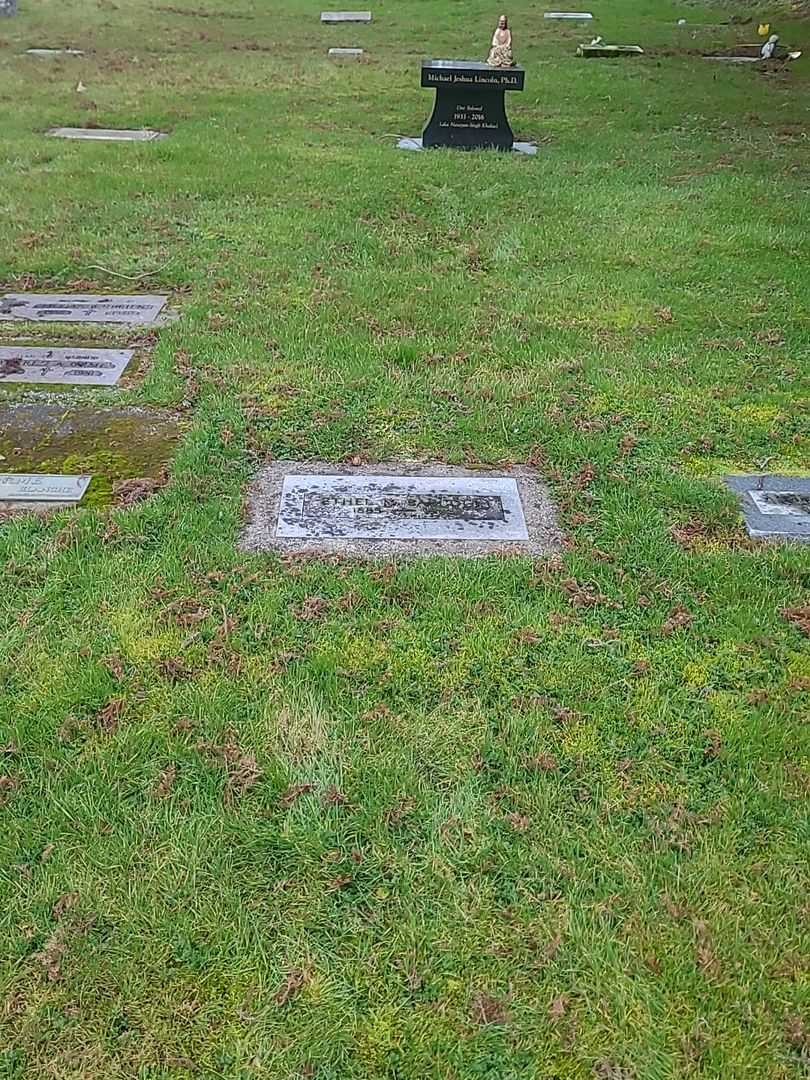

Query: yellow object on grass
left=758, top=23, right=770, bottom=35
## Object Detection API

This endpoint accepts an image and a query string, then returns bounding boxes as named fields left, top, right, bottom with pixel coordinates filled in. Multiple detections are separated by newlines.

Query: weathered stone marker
left=321, top=11, right=371, bottom=21
left=725, top=475, right=810, bottom=542
left=328, top=47, right=364, bottom=57
left=241, top=462, right=561, bottom=558
left=47, top=128, right=167, bottom=141
left=276, top=474, right=529, bottom=541
left=26, top=48, right=85, bottom=56
left=0, top=346, right=134, bottom=386
left=419, top=60, right=525, bottom=151
left=0, top=474, right=91, bottom=502
left=544, top=11, right=593, bottom=19
left=0, top=294, right=167, bottom=324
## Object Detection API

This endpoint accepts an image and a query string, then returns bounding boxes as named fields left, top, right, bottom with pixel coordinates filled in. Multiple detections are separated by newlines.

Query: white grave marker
left=26, top=48, right=84, bottom=56
left=0, top=294, right=167, bottom=325
left=544, top=11, right=594, bottom=18
left=0, top=346, right=133, bottom=386
left=47, top=127, right=167, bottom=141
left=275, top=474, right=529, bottom=541
left=321, top=11, right=371, bottom=22
left=328, top=47, right=364, bottom=56
left=0, top=474, right=91, bottom=502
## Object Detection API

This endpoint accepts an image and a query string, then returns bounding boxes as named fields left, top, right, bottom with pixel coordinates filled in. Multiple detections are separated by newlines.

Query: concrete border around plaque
left=0, top=346, right=134, bottom=386
left=724, top=475, right=810, bottom=542
left=321, top=10, right=371, bottom=21
left=0, top=294, right=168, bottom=325
left=0, top=473, right=91, bottom=503
left=397, top=136, right=537, bottom=156
left=328, top=47, right=364, bottom=57
left=240, top=461, right=561, bottom=558
left=46, top=127, right=168, bottom=142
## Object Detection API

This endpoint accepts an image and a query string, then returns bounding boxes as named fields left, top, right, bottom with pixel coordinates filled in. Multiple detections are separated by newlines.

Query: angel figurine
left=487, top=14, right=515, bottom=67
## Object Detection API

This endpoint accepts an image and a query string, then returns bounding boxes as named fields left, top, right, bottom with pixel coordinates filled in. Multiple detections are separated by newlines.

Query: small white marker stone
left=328, top=47, right=364, bottom=56
left=47, top=127, right=167, bottom=141
left=0, top=473, right=91, bottom=503
left=26, top=48, right=85, bottom=56
left=321, top=10, right=371, bottom=22
left=544, top=11, right=594, bottom=18
left=0, top=294, right=167, bottom=325
left=0, top=346, right=134, bottom=386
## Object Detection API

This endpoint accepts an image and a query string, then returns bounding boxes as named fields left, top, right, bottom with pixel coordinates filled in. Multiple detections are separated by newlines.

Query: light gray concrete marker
left=544, top=11, right=593, bottom=18
left=26, top=48, right=85, bottom=56
left=321, top=11, right=371, bottom=21
left=328, top=47, right=364, bottom=56
left=276, top=474, right=529, bottom=541
left=0, top=346, right=134, bottom=385
left=0, top=473, right=91, bottom=502
left=0, top=294, right=167, bottom=324
left=47, top=127, right=167, bottom=141
left=241, top=461, right=561, bottom=558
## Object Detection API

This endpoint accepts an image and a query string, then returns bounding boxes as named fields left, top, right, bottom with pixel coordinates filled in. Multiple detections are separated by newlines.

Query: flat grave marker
left=725, top=475, right=810, bottom=542
left=328, top=47, right=364, bottom=57
left=26, top=48, right=85, bottom=56
left=544, top=11, right=593, bottom=18
left=241, top=462, right=561, bottom=558
left=0, top=473, right=91, bottom=502
left=0, top=346, right=134, bottom=386
left=47, top=127, right=167, bottom=141
left=0, top=294, right=167, bottom=325
left=321, top=11, right=371, bottom=21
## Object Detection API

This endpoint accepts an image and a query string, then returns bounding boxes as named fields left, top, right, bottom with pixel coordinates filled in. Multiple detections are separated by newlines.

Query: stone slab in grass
left=328, top=47, right=364, bottom=57
left=544, top=11, right=593, bottom=18
left=0, top=346, right=134, bottom=386
left=241, top=461, right=561, bottom=558
left=397, top=136, right=537, bottom=156
left=321, top=10, right=371, bottom=21
left=725, top=475, right=810, bottom=542
left=0, top=294, right=167, bottom=325
left=47, top=127, right=167, bottom=141
left=0, top=402, right=182, bottom=510
left=0, top=473, right=91, bottom=502
left=26, top=48, right=85, bottom=56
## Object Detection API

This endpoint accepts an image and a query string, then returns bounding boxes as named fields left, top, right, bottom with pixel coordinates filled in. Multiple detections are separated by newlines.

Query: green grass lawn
left=1, top=0, right=809, bottom=1075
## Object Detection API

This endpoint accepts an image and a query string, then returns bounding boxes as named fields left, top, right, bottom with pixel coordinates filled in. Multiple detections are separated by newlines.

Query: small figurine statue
left=487, top=14, right=515, bottom=67
left=760, top=33, right=779, bottom=59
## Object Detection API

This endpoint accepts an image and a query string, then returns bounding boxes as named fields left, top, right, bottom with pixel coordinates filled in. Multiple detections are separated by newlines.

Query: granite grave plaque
left=328, top=47, right=364, bottom=57
left=419, top=60, right=526, bottom=151
left=544, top=11, right=593, bottom=18
left=276, top=474, right=529, bottom=540
left=321, top=11, right=371, bottom=21
left=0, top=346, right=134, bottom=386
left=47, top=127, right=167, bottom=141
left=241, top=462, right=561, bottom=558
left=0, top=473, right=91, bottom=502
left=725, top=475, right=810, bottom=542
left=0, top=294, right=167, bottom=324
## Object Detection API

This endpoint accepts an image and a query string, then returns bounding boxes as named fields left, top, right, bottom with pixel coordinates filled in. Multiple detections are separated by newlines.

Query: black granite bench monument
left=420, top=60, right=525, bottom=151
